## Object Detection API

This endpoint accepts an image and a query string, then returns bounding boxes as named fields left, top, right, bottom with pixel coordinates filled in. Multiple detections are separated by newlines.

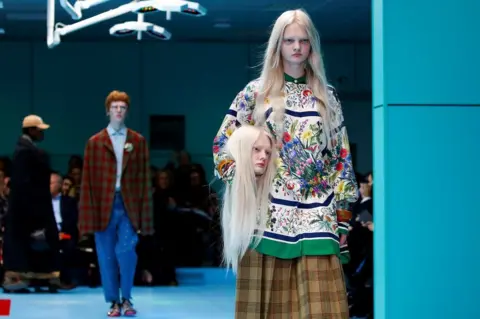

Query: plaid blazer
left=78, top=128, right=153, bottom=236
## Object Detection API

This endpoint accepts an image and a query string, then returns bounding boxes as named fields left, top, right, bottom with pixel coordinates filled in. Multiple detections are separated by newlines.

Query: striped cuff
left=338, top=221, right=349, bottom=234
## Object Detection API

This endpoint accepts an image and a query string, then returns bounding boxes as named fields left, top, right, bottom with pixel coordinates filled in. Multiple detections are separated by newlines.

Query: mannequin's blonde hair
left=253, top=9, right=337, bottom=148
left=221, top=125, right=277, bottom=273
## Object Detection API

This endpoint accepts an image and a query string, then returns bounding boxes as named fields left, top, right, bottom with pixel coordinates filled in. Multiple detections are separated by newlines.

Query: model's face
left=281, top=23, right=311, bottom=67
left=252, top=132, right=272, bottom=176
left=108, top=100, right=128, bottom=126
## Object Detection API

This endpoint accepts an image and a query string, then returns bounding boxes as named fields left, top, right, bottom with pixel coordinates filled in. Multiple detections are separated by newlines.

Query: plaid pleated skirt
left=235, top=250, right=349, bottom=319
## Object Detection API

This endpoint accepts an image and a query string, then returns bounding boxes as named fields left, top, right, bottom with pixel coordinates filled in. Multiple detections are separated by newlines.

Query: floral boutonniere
left=124, top=143, right=134, bottom=152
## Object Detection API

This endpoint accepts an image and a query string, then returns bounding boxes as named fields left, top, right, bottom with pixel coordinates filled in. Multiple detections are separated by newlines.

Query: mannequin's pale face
left=252, top=132, right=272, bottom=176
left=108, top=100, right=128, bottom=127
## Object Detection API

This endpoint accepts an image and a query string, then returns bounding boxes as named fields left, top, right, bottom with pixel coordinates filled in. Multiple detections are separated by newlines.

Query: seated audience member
left=135, top=169, right=178, bottom=286
left=152, top=169, right=178, bottom=285
left=175, top=168, right=216, bottom=266
left=61, top=175, right=75, bottom=198
left=347, top=174, right=373, bottom=318
left=50, top=172, right=79, bottom=288
left=0, top=171, right=8, bottom=229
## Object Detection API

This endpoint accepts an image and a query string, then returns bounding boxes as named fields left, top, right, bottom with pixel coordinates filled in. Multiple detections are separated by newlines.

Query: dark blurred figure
left=0, top=170, right=7, bottom=226
left=50, top=172, right=79, bottom=288
left=175, top=168, right=218, bottom=266
left=67, top=155, right=83, bottom=173
left=0, top=173, right=8, bottom=289
left=164, top=150, right=205, bottom=195
left=66, top=154, right=83, bottom=201
left=61, top=175, right=75, bottom=198
left=3, top=115, right=61, bottom=292
left=136, top=169, right=178, bottom=286
left=150, top=165, right=158, bottom=190
left=0, top=157, right=12, bottom=178
left=177, top=167, right=216, bottom=213
left=347, top=174, right=373, bottom=318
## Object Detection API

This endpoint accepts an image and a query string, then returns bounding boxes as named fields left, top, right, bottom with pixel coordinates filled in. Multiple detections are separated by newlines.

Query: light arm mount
left=59, top=0, right=111, bottom=20
left=47, top=0, right=207, bottom=49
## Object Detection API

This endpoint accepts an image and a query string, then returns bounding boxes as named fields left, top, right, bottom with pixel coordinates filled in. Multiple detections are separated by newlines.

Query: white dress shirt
left=107, top=124, right=127, bottom=191
left=52, top=194, right=62, bottom=231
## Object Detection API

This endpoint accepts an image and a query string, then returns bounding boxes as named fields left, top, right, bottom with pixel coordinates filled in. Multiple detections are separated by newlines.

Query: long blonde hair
left=253, top=9, right=337, bottom=148
left=221, top=126, right=277, bottom=273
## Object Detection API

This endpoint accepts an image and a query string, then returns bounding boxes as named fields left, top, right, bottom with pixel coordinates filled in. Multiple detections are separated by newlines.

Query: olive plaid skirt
left=235, top=250, right=349, bottom=319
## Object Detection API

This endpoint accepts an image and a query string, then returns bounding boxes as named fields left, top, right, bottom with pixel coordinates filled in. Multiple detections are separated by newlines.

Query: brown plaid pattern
left=235, top=250, right=349, bottom=319
left=78, top=128, right=153, bottom=236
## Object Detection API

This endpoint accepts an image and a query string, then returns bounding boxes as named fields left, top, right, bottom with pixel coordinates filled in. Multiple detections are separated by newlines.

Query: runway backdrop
left=0, top=41, right=372, bottom=184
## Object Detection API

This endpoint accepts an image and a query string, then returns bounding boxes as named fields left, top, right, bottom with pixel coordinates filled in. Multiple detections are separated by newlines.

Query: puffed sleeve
left=328, top=86, right=359, bottom=234
left=213, top=80, right=259, bottom=183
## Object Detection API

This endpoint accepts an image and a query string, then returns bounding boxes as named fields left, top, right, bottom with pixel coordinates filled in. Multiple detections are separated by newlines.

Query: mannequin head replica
left=251, top=131, right=272, bottom=177
left=105, top=90, right=130, bottom=129
left=221, top=125, right=277, bottom=273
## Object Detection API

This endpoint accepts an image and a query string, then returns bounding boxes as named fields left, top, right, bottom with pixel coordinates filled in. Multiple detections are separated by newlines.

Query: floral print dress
left=213, top=74, right=358, bottom=259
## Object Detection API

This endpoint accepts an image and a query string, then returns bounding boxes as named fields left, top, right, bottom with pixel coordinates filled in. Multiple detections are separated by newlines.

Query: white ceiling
left=0, top=0, right=371, bottom=42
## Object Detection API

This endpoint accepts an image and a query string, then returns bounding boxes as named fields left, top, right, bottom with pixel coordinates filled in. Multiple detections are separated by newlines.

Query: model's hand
left=339, top=234, right=347, bottom=245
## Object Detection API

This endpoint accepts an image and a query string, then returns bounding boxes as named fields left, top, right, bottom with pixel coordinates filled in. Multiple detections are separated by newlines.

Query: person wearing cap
left=78, top=90, right=153, bottom=317
left=2, top=115, right=61, bottom=292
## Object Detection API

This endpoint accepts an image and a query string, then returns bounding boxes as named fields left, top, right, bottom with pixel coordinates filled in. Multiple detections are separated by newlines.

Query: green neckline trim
left=284, top=73, right=307, bottom=84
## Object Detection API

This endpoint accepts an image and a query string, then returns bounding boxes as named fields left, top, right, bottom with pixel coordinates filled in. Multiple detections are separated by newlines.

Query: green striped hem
left=252, top=237, right=341, bottom=259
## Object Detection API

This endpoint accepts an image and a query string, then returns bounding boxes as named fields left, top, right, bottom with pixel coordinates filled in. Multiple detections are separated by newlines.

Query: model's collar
left=22, top=134, right=32, bottom=142
left=361, top=196, right=371, bottom=203
left=21, top=134, right=36, bottom=146
left=284, top=73, right=306, bottom=84
left=107, top=124, right=127, bottom=136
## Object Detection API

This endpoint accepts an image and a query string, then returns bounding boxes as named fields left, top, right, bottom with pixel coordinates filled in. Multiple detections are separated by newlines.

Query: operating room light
left=47, top=0, right=207, bottom=48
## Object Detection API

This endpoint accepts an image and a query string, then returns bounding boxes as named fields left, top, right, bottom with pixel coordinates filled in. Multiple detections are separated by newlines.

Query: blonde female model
left=213, top=9, right=358, bottom=319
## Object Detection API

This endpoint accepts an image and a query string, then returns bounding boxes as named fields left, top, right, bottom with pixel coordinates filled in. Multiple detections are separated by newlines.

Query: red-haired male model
left=79, top=90, right=153, bottom=317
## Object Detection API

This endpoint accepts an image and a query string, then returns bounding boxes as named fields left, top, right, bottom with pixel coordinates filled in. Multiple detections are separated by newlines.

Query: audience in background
left=0, top=147, right=375, bottom=318
left=0, top=150, right=221, bottom=291
left=0, top=170, right=8, bottom=226
left=346, top=173, right=374, bottom=319
left=50, top=172, right=79, bottom=289
left=61, top=175, right=75, bottom=197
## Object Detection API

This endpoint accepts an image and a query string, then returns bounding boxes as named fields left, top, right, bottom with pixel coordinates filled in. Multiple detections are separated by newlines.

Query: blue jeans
left=95, top=192, right=138, bottom=303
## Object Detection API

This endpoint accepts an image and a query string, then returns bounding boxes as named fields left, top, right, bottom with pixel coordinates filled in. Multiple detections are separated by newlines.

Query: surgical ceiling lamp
left=109, top=16, right=172, bottom=41
left=47, top=0, right=207, bottom=48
